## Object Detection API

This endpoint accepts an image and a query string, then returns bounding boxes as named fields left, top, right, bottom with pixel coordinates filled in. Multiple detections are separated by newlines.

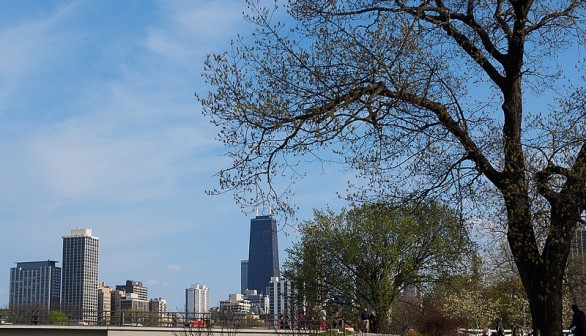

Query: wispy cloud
left=166, top=264, right=182, bottom=274
left=0, top=3, right=79, bottom=116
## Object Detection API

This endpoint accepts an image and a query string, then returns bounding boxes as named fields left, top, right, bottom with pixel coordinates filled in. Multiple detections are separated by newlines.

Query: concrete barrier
left=0, top=326, right=318, bottom=336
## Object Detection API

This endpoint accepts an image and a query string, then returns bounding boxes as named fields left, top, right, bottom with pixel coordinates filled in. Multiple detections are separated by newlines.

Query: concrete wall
left=0, top=326, right=313, bottom=336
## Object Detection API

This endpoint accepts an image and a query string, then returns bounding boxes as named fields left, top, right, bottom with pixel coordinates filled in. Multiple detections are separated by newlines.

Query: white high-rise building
left=268, top=277, right=294, bottom=324
left=186, top=283, right=209, bottom=314
left=62, top=228, right=100, bottom=323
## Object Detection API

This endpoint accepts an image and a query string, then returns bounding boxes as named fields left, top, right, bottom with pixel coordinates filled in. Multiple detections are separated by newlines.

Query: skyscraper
left=267, top=277, right=294, bottom=323
left=61, top=228, right=99, bottom=323
left=9, top=260, right=61, bottom=311
left=246, top=215, right=279, bottom=295
left=185, top=283, right=209, bottom=314
left=240, top=260, right=248, bottom=294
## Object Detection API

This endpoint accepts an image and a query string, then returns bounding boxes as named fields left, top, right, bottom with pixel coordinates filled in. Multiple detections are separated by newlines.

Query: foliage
left=284, top=201, right=474, bottom=333
left=198, top=0, right=586, bottom=334
left=47, top=310, right=68, bottom=325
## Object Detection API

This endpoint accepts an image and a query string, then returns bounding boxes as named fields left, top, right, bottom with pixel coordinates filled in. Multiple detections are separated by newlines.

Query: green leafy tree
left=284, top=202, right=473, bottom=333
left=47, top=310, right=69, bottom=325
left=198, top=0, right=586, bottom=333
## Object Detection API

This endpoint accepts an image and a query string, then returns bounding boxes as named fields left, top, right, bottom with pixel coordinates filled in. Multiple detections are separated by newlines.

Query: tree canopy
left=283, top=202, right=474, bottom=333
left=198, top=0, right=586, bottom=334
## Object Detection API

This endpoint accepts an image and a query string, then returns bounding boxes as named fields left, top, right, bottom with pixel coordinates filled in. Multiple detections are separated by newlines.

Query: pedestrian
left=496, top=319, right=504, bottom=336
left=361, top=308, right=370, bottom=333
left=320, top=306, right=327, bottom=331
left=298, top=313, right=306, bottom=330
left=284, top=314, right=291, bottom=329
left=369, top=311, right=377, bottom=333
left=570, top=304, right=586, bottom=336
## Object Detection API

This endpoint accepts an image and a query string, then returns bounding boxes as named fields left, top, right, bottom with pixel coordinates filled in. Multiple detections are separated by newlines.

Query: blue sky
left=0, top=0, right=349, bottom=310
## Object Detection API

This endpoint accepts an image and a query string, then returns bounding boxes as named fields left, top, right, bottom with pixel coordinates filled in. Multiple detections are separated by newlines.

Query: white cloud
left=0, top=3, right=79, bottom=115
left=166, top=264, right=182, bottom=273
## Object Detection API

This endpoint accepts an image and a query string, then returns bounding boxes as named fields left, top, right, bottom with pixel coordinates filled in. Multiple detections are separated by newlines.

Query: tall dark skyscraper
left=246, top=215, right=279, bottom=294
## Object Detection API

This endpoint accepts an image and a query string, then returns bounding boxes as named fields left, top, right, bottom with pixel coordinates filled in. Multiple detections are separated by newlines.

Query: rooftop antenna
left=256, top=206, right=259, bottom=217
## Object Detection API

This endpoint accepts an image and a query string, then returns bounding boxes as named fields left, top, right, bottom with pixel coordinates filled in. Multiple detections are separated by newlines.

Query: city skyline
left=0, top=0, right=349, bottom=311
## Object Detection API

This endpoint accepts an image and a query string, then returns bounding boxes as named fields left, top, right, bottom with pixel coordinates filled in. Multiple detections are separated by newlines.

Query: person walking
left=319, top=306, right=327, bottom=331
left=361, top=308, right=370, bottom=333
left=369, top=311, right=377, bottom=333
left=496, top=319, right=504, bottom=336
left=570, top=304, right=586, bottom=336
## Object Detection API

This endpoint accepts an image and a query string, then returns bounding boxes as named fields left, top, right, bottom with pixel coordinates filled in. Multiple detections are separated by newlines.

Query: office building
left=61, top=228, right=100, bottom=323
left=241, top=260, right=248, bottom=294
left=115, top=280, right=148, bottom=301
left=186, top=283, right=209, bottom=314
left=247, top=215, right=279, bottom=294
left=9, top=260, right=61, bottom=311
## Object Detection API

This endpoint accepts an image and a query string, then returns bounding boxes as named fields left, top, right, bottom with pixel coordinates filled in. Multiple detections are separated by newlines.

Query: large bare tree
left=197, top=0, right=586, bottom=334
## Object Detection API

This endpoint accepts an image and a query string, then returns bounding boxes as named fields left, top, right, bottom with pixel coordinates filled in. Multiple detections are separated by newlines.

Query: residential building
left=61, top=228, right=100, bottom=323
left=267, top=277, right=295, bottom=325
left=119, top=292, right=148, bottom=311
left=149, top=297, right=167, bottom=313
left=185, top=283, right=209, bottom=315
left=219, top=293, right=251, bottom=315
left=243, top=289, right=269, bottom=316
left=110, top=289, right=125, bottom=325
left=247, top=215, right=279, bottom=294
left=149, top=298, right=170, bottom=327
left=9, top=260, right=61, bottom=311
left=98, top=282, right=112, bottom=325
left=115, top=280, right=148, bottom=301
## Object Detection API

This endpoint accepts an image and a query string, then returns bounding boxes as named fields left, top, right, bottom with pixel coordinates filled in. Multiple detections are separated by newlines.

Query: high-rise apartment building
left=61, top=228, right=100, bottom=323
left=185, top=283, right=209, bottom=314
left=9, top=260, right=61, bottom=311
left=115, top=280, right=148, bottom=301
left=267, top=277, right=294, bottom=324
left=247, top=215, right=279, bottom=294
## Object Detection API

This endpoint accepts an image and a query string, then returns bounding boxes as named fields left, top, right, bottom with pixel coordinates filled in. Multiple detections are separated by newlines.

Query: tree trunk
left=510, top=207, right=575, bottom=336
left=521, top=266, right=564, bottom=336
